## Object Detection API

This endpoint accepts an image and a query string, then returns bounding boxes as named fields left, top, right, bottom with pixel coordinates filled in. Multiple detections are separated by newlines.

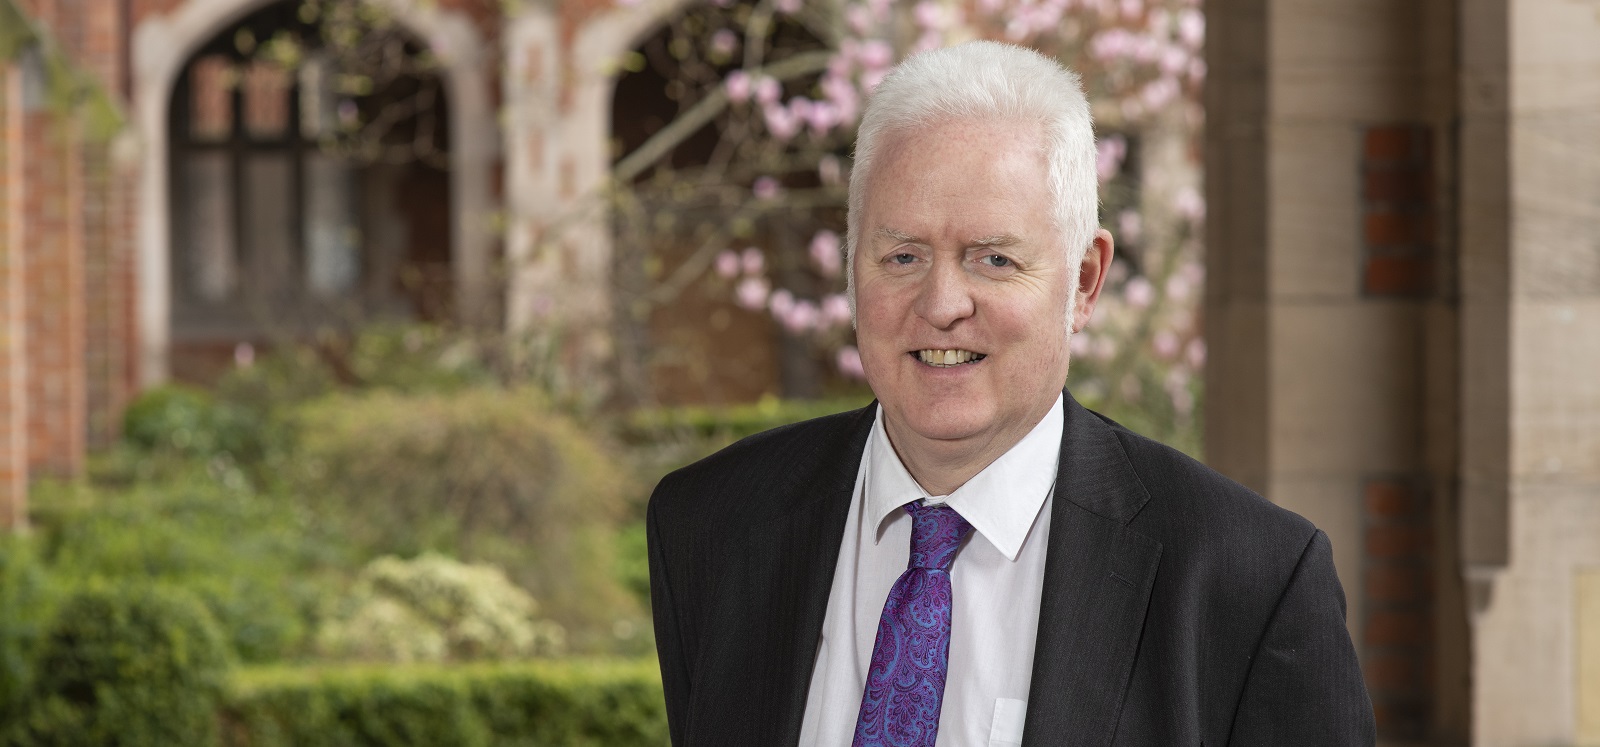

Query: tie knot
left=904, top=502, right=973, bottom=571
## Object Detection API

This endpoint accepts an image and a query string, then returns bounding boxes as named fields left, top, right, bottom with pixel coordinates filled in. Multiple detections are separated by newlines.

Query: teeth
left=917, top=349, right=984, bottom=366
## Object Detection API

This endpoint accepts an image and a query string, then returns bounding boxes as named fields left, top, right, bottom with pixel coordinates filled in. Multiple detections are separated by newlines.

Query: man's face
left=854, top=118, right=1082, bottom=457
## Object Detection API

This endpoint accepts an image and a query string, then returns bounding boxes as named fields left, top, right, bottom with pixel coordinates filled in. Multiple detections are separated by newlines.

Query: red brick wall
left=1362, top=126, right=1435, bottom=297
left=21, top=111, right=88, bottom=479
left=1, top=65, right=28, bottom=528
left=1362, top=477, right=1435, bottom=740
left=0, top=1, right=139, bottom=523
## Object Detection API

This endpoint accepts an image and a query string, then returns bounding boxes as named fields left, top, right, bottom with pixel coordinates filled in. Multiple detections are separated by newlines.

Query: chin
left=892, top=403, right=998, bottom=444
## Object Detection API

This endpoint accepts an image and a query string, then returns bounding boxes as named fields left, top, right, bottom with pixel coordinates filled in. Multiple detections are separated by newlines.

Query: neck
left=882, top=408, right=1050, bottom=497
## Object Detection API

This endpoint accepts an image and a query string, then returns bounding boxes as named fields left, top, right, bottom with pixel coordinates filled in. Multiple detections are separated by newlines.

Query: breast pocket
left=989, top=698, right=1026, bottom=747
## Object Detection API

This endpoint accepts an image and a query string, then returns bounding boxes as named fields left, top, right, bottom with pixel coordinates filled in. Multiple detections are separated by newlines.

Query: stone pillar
left=1206, top=0, right=1471, bottom=741
left=1462, top=0, right=1600, bottom=743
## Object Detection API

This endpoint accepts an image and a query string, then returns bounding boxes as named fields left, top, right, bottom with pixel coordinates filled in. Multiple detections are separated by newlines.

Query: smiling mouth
left=913, top=349, right=988, bottom=367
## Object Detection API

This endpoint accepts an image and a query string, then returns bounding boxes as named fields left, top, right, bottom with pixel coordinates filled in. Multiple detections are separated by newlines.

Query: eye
left=891, top=253, right=917, bottom=265
left=982, top=254, right=1012, bottom=268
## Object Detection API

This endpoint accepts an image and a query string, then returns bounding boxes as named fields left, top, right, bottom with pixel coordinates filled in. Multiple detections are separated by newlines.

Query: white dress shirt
left=798, top=394, right=1063, bottom=746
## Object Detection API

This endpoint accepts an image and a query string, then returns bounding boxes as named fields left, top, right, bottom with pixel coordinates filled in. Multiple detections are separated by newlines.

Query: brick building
left=3, top=0, right=1599, bottom=744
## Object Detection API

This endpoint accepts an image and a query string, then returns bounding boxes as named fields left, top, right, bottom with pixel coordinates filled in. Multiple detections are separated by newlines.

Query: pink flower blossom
left=1160, top=46, right=1189, bottom=76
left=1070, top=332, right=1092, bottom=357
left=779, top=300, right=820, bottom=333
left=752, top=176, right=783, bottom=200
left=234, top=342, right=255, bottom=368
left=725, top=71, right=752, bottom=103
left=1152, top=330, right=1180, bottom=359
left=1173, top=186, right=1206, bottom=222
left=774, top=0, right=802, bottom=13
left=914, top=0, right=946, bottom=29
left=822, top=293, right=853, bottom=327
left=763, top=103, right=801, bottom=141
left=1165, top=272, right=1191, bottom=301
left=836, top=345, right=866, bottom=379
left=755, top=76, right=782, bottom=105
left=710, top=29, right=739, bottom=57
left=860, top=69, right=887, bottom=94
left=1119, top=0, right=1143, bottom=20
left=1178, top=9, right=1205, bottom=48
left=858, top=40, right=893, bottom=71
left=1117, top=209, right=1142, bottom=244
left=1094, top=336, right=1119, bottom=362
left=1185, top=338, right=1207, bottom=368
left=769, top=288, right=795, bottom=315
left=810, top=230, right=842, bottom=277
left=804, top=100, right=840, bottom=136
left=818, top=154, right=844, bottom=185
left=735, top=277, right=770, bottom=310
left=846, top=4, right=873, bottom=33
left=1124, top=276, right=1154, bottom=308
left=714, top=249, right=739, bottom=279
left=741, top=246, right=765, bottom=275
left=1140, top=76, right=1180, bottom=110
left=1096, top=135, right=1127, bottom=184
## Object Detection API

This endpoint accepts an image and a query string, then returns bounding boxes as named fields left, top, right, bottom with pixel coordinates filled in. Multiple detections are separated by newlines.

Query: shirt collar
left=863, top=394, right=1063, bottom=561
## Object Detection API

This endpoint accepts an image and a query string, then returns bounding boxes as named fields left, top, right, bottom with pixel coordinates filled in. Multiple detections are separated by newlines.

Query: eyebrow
left=873, top=227, right=1023, bottom=248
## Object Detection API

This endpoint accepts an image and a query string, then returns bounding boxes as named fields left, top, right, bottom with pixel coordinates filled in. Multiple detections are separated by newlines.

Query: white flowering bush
left=316, top=553, right=565, bottom=663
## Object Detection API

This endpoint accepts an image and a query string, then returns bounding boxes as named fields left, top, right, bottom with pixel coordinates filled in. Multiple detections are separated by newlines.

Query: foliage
left=220, top=660, right=668, bottom=747
left=317, top=554, right=565, bottom=663
left=26, top=473, right=331, bottom=664
left=0, top=538, right=53, bottom=727
left=6, top=585, right=231, bottom=747
left=121, top=384, right=273, bottom=466
left=290, top=386, right=643, bottom=653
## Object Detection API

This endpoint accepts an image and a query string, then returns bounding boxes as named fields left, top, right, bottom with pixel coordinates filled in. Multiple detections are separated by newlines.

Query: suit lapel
left=698, top=404, right=874, bottom=745
left=1022, top=394, right=1163, bottom=747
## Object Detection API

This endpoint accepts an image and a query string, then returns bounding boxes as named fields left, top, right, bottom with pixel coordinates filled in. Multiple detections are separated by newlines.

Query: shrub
left=27, top=475, right=328, bottom=663
left=121, top=384, right=269, bottom=464
left=0, top=538, right=55, bottom=727
left=9, top=585, right=232, bottom=747
left=292, top=387, right=641, bottom=652
left=317, top=554, right=564, bottom=663
left=220, top=660, right=668, bottom=747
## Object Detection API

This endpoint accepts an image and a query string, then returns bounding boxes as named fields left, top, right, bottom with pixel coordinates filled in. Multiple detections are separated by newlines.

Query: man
left=649, top=41, right=1374, bottom=746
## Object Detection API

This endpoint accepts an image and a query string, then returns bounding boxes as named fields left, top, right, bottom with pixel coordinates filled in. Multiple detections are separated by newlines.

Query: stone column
left=1463, top=0, right=1600, bottom=743
left=1206, top=0, right=1470, bottom=740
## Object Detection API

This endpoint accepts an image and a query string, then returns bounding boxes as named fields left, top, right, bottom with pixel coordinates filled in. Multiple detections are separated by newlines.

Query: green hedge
left=221, top=660, right=667, bottom=747
left=7, top=585, right=232, bottom=747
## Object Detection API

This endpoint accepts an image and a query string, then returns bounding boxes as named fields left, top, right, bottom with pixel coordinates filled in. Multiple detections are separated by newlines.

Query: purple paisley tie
left=852, top=501, right=974, bottom=747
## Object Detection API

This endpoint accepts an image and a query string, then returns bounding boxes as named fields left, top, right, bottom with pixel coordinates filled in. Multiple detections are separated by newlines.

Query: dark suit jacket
left=648, top=393, right=1376, bottom=746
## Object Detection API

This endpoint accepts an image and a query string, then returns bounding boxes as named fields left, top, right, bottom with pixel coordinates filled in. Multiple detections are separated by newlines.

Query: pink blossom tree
left=608, top=0, right=1205, bottom=450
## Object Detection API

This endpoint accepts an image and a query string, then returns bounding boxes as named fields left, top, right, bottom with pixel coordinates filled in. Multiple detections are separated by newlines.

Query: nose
left=911, top=257, right=975, bottom=329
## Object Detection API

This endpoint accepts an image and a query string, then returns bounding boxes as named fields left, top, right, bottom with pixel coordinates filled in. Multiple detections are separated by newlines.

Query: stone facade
left=1207, top=0, right=1600, bottom=744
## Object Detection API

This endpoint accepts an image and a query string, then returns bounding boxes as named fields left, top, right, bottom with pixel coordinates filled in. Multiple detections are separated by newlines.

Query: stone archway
left=131, top=0, right=494, bottom=385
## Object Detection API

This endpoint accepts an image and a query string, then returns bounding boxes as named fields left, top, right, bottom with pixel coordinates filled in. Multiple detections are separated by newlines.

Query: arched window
left=168, top=0, right=451, bottom=353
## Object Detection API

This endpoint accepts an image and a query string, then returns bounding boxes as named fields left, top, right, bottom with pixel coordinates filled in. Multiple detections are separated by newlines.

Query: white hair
left=845, top=41, right=1100, bottom=321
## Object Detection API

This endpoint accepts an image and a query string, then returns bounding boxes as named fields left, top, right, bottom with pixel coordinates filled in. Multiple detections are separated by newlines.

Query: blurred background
left=0, top=0, right=1597, bottom=745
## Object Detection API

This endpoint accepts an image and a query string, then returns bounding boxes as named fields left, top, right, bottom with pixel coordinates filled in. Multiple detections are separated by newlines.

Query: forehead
left=863, top=119, right=1055, bottom=238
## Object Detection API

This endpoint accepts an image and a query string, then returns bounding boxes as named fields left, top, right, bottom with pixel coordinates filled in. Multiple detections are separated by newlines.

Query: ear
left=1071, top=229, right=1115, bottom=333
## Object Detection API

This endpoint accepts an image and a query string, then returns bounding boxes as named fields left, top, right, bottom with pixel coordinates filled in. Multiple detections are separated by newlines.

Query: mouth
left=912, top=349, right=988, bottom=367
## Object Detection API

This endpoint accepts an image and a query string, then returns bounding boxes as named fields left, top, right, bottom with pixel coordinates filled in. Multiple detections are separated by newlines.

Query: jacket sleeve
left=1229, top=530, right=1377, bottom=746
left=648, top=488, right=691, bottom=746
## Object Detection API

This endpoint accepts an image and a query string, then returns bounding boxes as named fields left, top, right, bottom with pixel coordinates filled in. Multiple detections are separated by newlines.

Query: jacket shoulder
left=1098, top=414, right=1320, bottom=570
left=648, top=404, right=873, bottom=526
